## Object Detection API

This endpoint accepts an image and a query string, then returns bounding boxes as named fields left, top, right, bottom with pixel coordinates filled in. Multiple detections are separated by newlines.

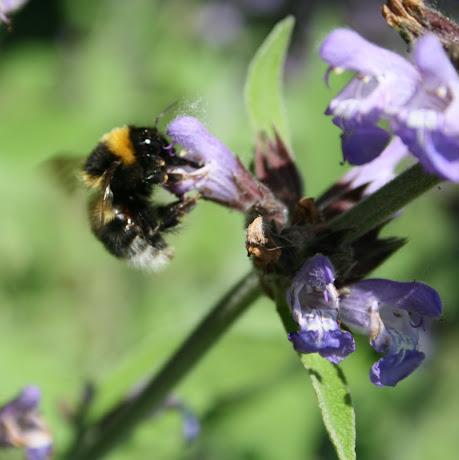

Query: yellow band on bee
left=101, top=126, right=136, bottom=165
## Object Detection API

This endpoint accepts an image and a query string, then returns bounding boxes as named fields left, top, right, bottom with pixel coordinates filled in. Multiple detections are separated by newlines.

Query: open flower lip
left=370, top=345, right=425, bottom=387
left=392, top=34, right=459, bottom=182
left=287, top=254, right=356, bottom=364
left=286, top=254, right=442, bottom=387
left=288, top=308, right=356, bottom=364
left=320, top=28, right=419, bottom=131
left=320, top=28, right=459, bottom=182
left=166, top=116, right=288, bottom=225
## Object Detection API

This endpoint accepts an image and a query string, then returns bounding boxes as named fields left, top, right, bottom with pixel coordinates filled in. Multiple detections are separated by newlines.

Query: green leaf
left=244, top=16, right=294, bottom=145
left=300, top=354, right=356, bottom=460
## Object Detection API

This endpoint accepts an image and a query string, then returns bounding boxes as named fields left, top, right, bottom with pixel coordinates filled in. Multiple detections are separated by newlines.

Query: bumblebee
left=81, top=120, right=198, bottom=271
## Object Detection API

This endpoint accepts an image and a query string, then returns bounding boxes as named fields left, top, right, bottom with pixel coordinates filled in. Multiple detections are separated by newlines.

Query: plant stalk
left=327, top=163, right=440, bottom=243
left=65, top=270, right=262, bottom=460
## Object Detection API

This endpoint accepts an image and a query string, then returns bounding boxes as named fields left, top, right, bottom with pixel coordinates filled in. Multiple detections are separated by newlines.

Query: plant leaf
left=300, top=354, right=356, bottom=460
left=244, top=16, right=294, bottom=146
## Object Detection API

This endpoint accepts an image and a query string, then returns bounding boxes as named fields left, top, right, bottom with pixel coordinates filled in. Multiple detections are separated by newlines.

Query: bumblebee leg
left=157, top=196, right=198, bottom=232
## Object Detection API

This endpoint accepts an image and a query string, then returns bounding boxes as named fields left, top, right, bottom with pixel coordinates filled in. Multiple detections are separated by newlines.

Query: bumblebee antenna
left=155, top=101, right=178, bottom=130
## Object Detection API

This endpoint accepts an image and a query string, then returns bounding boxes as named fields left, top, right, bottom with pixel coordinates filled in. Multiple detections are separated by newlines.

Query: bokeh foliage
left=0, top=1, right=458, bottom=459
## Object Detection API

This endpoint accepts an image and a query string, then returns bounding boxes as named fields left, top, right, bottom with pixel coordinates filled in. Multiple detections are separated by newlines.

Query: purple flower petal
left=390, top=34, right=459, bottom=182
left=0, top=386, right=41, bottom=417
left=288, top=309, right=355, bottom=363
left=321, top=28, right=419, bottom=136
left=287, top=255, right=355, bottom=363
left=370, top=330, right=425, bottom=387
left=166, top=117, right=287, bottom=224
left=0, top=386, right=52, bottom=458
left=287, top=254, right=337, bottom=314
left=0, top=0, right=29, bottom=23
left=26, top=445, right=53, bottom=460
left=286, top=253, right=442, bottom=386
left=296, top=254, right=335, bottom=289
left=395, top=118, right=459, bottom=182
left=338, top=278, right=441, bottom=387
left=320, top=28, right=417, bottom=79
left=181, top=406, right=200, bottom=444
left=322, top=30, right=459, bottom=181
left=345, top=279, right=442, bottom=318
left=414, top=34, right=458, bottom=91
left=167, top=117, right=241, bottom=202
left=342, top=136, right=408, bottom=195
left=341, top=127, right=391, bottom=165
left=161, top=396, right=200, bottom=444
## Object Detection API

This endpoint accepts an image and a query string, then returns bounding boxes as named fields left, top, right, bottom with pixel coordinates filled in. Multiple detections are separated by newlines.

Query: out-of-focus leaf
left=244, top=16, right=294, bottom=146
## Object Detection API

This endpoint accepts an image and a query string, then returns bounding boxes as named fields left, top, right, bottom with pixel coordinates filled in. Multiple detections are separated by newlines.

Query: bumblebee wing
left=40, top=153, right=85, bottom=195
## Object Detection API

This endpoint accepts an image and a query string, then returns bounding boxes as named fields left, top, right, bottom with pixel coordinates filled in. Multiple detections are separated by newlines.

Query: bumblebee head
left=129, top=126, right=169, bottom=158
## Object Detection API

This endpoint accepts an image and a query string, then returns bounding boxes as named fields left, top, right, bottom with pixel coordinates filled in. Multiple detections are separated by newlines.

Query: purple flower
left=393, top=34, right=459, bottom=182
left=287, top=254, right=356, bottom=363
left=287, top=254, right=442, bottom=386
left=0, top=0, right=28, bottom=24
left=163, top=397, right=200, bottom=444
left=340, top=137, right=408, bottom=196
left=321, top=28, right=459, bottom=182
left=167, top=116, right=287, bottom=226
left=0, top=386, right=52, bottom=459
left=320, top=28, right=418, bottom=165
left=339, top=279, right=442, bottom=387
left=167, top=117, right=242, bottom=201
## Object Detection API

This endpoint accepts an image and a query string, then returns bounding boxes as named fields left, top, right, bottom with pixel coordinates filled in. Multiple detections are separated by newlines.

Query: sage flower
left=0, top=386, right=52, bottom=460
left=287, top=254, right=442, bottom=386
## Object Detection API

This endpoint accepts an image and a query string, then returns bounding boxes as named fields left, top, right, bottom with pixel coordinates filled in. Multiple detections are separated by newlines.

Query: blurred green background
left=1, top=1, right=458, bottom=459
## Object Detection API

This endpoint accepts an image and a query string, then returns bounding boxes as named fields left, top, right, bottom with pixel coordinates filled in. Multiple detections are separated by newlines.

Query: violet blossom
left=320, top=28, right=459, bottom=182
left=339, top=136, right=409, bottom=196
left=0, top=0, right=28, bottom=23
left=320, top=28, right=418, bottom=165
left=287, top=254, right=442, bottom=387
left=0, top=386, right=52, bottom=459
left=167, top=116, right=287, bottom=226
left=287, top=254, right=355, bottom=363
left=392, top=34, right=459, bottom=182
left=163, top=397, right=200, bottom=444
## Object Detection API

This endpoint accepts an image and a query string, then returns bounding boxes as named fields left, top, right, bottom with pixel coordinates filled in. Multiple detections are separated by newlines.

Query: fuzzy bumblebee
left=81, top=124, right=197, bottom=270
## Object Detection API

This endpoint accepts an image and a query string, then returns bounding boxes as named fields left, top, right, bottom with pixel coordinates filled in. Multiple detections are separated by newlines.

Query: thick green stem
left=65, top=271, right=262, bottom=460
left=327, top=163, right=440, bottom=243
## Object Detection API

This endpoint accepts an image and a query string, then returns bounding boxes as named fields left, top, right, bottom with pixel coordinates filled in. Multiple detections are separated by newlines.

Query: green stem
left=327, top=163, right=440, bottom=243
left=271, top=276, right=298, bottom=333
left=65, top=270, right=262, bottom=460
